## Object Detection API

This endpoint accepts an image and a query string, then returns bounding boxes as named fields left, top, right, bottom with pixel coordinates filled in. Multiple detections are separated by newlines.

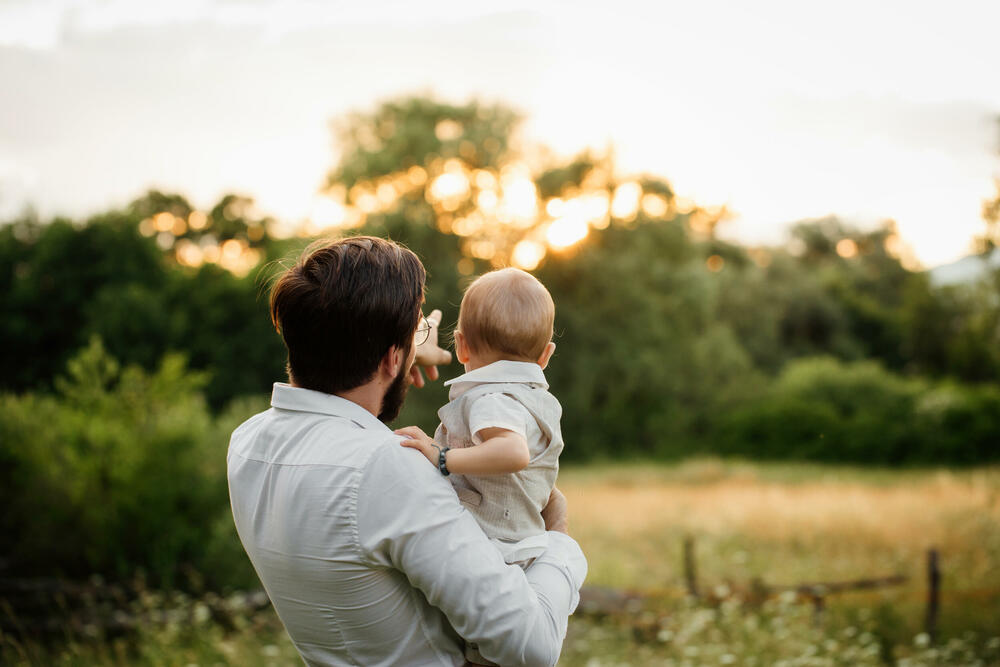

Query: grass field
left=556, top=459, right=1000, bottom=665
left=4, top=459, right=999, bottom=665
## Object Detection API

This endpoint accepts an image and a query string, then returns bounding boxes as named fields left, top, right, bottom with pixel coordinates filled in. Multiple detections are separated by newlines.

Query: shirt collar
left=443, top=360, right=548, bottom=389
left=270, top=383, right=389, bottom=432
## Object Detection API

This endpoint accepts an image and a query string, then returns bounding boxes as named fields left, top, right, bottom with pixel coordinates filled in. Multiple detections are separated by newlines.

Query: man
left=227, top=236, right=587, bottom=666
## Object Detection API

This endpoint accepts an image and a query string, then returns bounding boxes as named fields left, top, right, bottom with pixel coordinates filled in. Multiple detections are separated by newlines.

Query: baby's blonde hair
left=458, top=268, right=554, bottom=361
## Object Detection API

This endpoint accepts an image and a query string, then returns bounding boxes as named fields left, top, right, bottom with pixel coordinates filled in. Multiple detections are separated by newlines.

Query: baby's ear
left=454, top=330, right=471, bottom=364
left=537, top=342, right=556, bottom=369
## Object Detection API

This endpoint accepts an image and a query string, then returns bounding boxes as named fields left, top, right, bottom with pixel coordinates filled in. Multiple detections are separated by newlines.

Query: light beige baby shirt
left=435, top=361, right=564, bottom=563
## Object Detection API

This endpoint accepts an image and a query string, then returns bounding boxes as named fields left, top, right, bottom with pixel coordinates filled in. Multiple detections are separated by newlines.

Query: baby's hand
left=394, top=425, right=441, bottom=467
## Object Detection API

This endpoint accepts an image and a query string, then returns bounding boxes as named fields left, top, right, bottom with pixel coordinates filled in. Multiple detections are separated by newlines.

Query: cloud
left=0, top=0, right=547, bottom=50
left=0, top=154, right=39, bottom=218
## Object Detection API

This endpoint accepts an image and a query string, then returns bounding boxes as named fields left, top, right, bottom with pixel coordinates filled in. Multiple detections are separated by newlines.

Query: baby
left=395, top=267, right=564, bottom=567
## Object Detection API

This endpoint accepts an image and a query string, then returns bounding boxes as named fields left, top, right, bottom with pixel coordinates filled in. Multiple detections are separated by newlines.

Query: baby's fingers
left=394, top=425, right=426, bottom=440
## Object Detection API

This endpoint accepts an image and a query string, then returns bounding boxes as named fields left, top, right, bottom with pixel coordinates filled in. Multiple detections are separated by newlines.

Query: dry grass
left=559, top=459, right=1000, bottom=635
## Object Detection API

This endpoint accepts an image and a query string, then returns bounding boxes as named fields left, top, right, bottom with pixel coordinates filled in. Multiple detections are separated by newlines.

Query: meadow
left=3, top=459, right=998, bottom=666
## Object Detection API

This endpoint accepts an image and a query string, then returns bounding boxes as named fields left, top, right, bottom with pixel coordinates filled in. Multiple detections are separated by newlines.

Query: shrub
left=716, top=357, right=1000, bottom=465
left=0, top=338, right=259, bottom=589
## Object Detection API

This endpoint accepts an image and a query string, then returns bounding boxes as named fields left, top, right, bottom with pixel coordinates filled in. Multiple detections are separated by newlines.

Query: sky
left=1, top=0, right=998, bottom=267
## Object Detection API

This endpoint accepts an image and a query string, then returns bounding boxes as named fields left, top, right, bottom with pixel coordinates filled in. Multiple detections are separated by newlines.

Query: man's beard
left=378, top=361, right=410, bottom=424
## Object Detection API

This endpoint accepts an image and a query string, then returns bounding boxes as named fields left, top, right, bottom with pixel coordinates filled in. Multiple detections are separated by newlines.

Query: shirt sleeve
left=357, top=439, right=587, bottom=667
left=467, top=392, right=531, bottom=443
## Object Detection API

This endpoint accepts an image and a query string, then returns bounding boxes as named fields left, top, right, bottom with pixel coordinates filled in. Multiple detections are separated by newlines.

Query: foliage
left=1, top=93, right=999, bottom=467
left=0, top=338, right=259, bottom=589
left=0, top=200, right=288, bottom=409
left=6, top=594, right=1000, bottom=666
left=716, top=357, right=1000, bottom=464
left=537, top=221, right=759, bottom=461
left=328, top=97, right=519, bottom=189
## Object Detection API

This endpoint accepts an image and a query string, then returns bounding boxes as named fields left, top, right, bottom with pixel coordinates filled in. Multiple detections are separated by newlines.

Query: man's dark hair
left=269, top=236, right=425, bottom=395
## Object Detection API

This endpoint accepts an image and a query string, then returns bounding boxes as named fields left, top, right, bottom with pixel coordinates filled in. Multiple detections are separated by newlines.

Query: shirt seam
left=354, top=436, right=404, bottom=568
left=227, top=453, right=368, bottom=469
left=354, top=441, right=462, bottom=665
left=406, top=585, right=459, bottom=666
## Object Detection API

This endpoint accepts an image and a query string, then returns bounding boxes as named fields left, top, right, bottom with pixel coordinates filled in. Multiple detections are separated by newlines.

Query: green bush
left=0, top=338, right=260, bottom=589
left=716, top=357, right=1000, bottom=464
left=912, top=383, right=1000, bottom=463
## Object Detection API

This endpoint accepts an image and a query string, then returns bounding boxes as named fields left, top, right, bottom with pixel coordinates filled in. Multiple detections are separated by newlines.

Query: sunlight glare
left=499, top=175, right=537, bottom=226
left=429, top=171, right=471, bottom=202
left=376, top=182, right=397, bottom=206
left=188, top=211, right=208, bottom=230
left=836, top=239, right=858, bottom=259
left=407, top=166, right=428, bottom=187
left=452, top=213, right=484, bottom=237
left=435, top=119, right=463, bottom=142
left=221, top=238, right=244, bottom=260
left=641, top=193, right=669, bottom=218
left=175, top=239, right=204, bottom=267
left=547, top=216, right=589, bottom=249
left=310, top=195, right=347, bottom=228
left=474, top=170, right=497, bottom=191
left=476, top=189, right=499, bottom=211
left=153, top=212, right=175, bottom=232
left=611, top=182, right=641, bottom=220
left=512, top=239, right=546, bottom=271
left=469, top=240, right=496, bottom=260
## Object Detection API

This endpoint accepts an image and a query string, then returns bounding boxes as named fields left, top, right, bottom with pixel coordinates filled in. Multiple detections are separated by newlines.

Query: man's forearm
left=474, top=532, right=587, bottom=666
left=358, top=443, right=587, bottom=667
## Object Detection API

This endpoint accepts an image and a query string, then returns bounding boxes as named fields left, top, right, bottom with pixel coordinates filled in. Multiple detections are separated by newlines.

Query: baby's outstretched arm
left=395, top=426, right=530, bottom=475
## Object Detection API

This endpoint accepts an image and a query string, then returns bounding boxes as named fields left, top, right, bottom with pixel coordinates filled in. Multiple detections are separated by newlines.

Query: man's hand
left=395, top=425, right=441, bottom=467
left=410, top=309, right=452, bottom=388
left=541, top=486, right=569, bottom=534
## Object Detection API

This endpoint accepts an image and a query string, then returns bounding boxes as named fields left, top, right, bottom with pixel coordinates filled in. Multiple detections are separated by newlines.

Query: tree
left=977, top=116, right=1000, bottom=254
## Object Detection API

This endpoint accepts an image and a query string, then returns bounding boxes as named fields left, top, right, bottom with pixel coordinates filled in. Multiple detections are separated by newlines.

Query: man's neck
left=289, top=377, right=383, bottom=417
left=335, top=383, right=383, bottom=417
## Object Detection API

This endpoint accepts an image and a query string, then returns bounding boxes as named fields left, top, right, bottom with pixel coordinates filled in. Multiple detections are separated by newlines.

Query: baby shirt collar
left=444, top=360, right=548, bottom=390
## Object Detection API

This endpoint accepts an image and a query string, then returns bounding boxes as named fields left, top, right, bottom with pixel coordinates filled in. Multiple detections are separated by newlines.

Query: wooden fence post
left=925, top=548, right=940, bottom=641
left=811, top=592, right=826, bottom=626
left=683, top=536, right=699, bottom=598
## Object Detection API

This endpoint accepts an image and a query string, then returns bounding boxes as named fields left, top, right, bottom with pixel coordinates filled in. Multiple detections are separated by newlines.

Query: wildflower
left=194, top=602, right=212, bottom=624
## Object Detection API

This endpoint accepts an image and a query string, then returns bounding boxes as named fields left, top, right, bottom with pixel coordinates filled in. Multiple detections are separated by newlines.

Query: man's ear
left=454, top=330, right=471, bottom=364
left=381, top=345, right=404, bottom=379
left=537, top=342, right=556, bottom=369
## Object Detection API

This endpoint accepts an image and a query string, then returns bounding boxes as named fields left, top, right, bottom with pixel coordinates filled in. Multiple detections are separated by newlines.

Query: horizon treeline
left=1, top=95, right=998, bottom=587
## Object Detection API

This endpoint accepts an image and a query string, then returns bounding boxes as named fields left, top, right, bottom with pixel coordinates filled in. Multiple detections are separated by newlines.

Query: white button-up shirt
left=227, top=383, right=587, bottom=667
